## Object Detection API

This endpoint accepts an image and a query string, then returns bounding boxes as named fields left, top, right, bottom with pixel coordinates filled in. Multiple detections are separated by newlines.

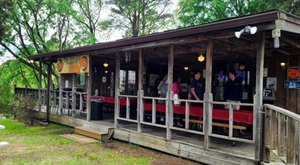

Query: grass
left=0, top=118, right=198, bottom=165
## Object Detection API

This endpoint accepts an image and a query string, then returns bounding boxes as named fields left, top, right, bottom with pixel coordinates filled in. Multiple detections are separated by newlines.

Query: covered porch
left=17, top=10, right=300, bottom=164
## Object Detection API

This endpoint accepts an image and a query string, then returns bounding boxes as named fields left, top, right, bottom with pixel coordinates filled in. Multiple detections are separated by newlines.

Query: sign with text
left=57, top=56, right=89, bottom=74
left=284, top=80, right=300, bottom=89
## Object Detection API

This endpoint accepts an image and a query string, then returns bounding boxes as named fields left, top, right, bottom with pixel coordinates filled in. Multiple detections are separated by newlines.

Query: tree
left=261, top=0, right=300, bottom=16
left=0, top=0, right=13, bottom=41
left=177, top=0, right=263, bottom=27
left=0, top=0, right=109, bottom=111
left=73, top=0, right=112, bottom=43
left=0, top=0, right=109, bottom=86
left=106, top=0, right=173, bottom=37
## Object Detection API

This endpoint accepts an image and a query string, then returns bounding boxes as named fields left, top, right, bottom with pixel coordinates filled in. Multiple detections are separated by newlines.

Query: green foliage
left=106, top=0, right=173, bottom=37
left=0, top=0, right=110, bottom=115
left=0, top=0, right=13, bottom=41
left=12, top=95, right=38, bottom=126
left=0, top=60, right=41, bottom=114
left=177, top=0, right=300, bottom=27
left=177, top=0, right=264, bottom=26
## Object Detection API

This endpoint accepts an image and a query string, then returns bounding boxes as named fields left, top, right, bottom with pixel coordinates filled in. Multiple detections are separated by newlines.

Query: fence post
left=264, top=107, right=272, bottom=163
left=296, top=121, right=299, bottom=165
left=277, top=114, right=286, bottom=156
left=287, top=117, right=295, bottom=164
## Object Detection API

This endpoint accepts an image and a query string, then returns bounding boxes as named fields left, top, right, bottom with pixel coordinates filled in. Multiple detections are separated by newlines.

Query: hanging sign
left=57, top=56, right=89, bottom=74
left=287, top=67, right=299, bottom=79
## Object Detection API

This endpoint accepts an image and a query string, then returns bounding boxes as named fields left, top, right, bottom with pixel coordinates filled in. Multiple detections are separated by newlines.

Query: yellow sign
left=57, top=56, right=89, bottom=74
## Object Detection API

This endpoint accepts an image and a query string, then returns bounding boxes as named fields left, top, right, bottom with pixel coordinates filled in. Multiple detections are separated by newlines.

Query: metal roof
left=29, top=10, right=299, bottom=61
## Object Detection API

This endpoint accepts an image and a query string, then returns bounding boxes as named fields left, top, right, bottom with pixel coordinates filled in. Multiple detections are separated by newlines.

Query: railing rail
left=264, top=104, right=300, bottom=165
left=117, top=94, right=138, bottom=121
left=14, top=87, right=87, bottom=118
left=210, top=101, right=255, bottom=143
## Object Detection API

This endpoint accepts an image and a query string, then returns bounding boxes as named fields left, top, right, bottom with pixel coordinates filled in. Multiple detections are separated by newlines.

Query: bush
left=12, top=94, right=39, bottom=126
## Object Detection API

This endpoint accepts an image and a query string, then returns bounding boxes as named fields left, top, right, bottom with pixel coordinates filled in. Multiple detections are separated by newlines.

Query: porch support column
left=46, top=62, right=53, bottom=123
left=166, top=44, right=174, bottom=140
left=255, top=32, right=265, bottom=161
left=58, top=74, right=63, bottom=115
left=114, top=53, right=120, bottom=128
left=86, top=56, right=92, bottom=121
left=137, top=49, right=143, bottom=133
left=38, top=59, right=42, bottom=112
left=71, top=74, right=76, bottom=117
left=204, top=39, right=213, bottom=149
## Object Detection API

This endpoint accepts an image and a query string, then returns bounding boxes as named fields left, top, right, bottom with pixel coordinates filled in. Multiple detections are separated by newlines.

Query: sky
left=0, top=0, right=179, bottom=65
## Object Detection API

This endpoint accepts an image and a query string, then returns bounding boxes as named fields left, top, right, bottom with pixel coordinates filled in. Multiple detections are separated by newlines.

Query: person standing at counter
left=224, top=70, right=242, bottom=110
left=190, top=71, right=203, bottom=101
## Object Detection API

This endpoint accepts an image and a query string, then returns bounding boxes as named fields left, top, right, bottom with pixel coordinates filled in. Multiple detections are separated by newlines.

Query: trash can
left=91, top=100, right=103, bottom=120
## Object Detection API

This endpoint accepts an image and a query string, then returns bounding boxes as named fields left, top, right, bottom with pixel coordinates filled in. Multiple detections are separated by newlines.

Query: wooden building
left=17, top=10, right=300, bottom=164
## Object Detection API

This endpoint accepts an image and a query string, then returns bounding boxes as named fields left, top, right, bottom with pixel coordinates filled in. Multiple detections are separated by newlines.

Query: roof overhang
left=28, top=10, right=300, bottom=62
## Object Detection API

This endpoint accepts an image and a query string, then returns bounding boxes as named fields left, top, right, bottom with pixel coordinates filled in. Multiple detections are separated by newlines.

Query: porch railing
left=116, top=90, right=255, bottom=145
left=264, top=104, right=300, bottom=165
left=116, top=94, right=138, bottom=123
left=14, top=87, right=86, bottom=118
left=210, top=101, right=255, bottom=144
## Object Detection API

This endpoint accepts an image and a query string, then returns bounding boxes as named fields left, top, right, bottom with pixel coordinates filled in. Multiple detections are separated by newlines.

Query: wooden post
left=71, top=74, right=76, bottom=117
left=277, top=113, right=286, bottom=156
left=86, top=56, right=92, bottom=121
left=38, top=59, right=42, bottom=112
left=296, top=121, right=300, bottom=165
left=254, top=32, right=265, bottom=161
left=126, top=97, right=130, bottom=119
left=287, top=117, right=295, bottom=164
left=264, top=107, right=272, bottom=162
left=58, top=74, right=63, bottom=115
left=204, top=39, right=213, bottom=149
left=137, top=49, right=143, bottom=133
left=229, top=105, right=233, bottom=138
left=185, top=101, right=190, bottom=130
left=271, top=109, right=277, bottom=148
left=166, top=44, right=174, bottom=140
left=140, top=90, right=144, bottom=124
left=114, top=53, right=120, bottom=128
left=45, top=62, right=53, bottom=122
left=152, top=99, right=156, bottom=124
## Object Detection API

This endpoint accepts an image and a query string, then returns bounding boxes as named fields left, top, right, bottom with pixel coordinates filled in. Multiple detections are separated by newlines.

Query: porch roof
left=28, top=10, right=300, bottom=61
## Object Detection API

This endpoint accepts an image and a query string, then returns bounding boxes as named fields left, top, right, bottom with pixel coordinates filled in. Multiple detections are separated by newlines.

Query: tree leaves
left=177, top=0, right=300, bottom=27
left=106, top=0, right=173, bottom=37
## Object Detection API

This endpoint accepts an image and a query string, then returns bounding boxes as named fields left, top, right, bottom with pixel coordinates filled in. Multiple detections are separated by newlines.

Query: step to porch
left=61, top=134, right=99, bottom=143
left=74, top=124, right=114, bottom=142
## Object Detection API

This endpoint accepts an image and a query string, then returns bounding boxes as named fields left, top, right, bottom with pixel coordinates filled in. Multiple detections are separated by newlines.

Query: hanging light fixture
left=198, top=53, right=205, bottom=62
left=103, top=63, right=109, bottom=67
left=280, top=62, right=286, bottom=68
left=184, top=66, right=189, bottom=70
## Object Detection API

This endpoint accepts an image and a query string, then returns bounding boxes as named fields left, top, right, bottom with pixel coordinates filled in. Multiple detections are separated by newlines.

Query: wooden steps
left=61, top=134, right=99, bottom=143
left=75, top=126, right=103, bottom=140
left=74, top=123, right=114, bottom=142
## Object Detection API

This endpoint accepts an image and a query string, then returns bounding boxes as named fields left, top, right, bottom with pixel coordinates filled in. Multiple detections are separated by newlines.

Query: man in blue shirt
left=224, top=70, right=242, bottom=110
left=190, top=71, right=203, bottom=100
